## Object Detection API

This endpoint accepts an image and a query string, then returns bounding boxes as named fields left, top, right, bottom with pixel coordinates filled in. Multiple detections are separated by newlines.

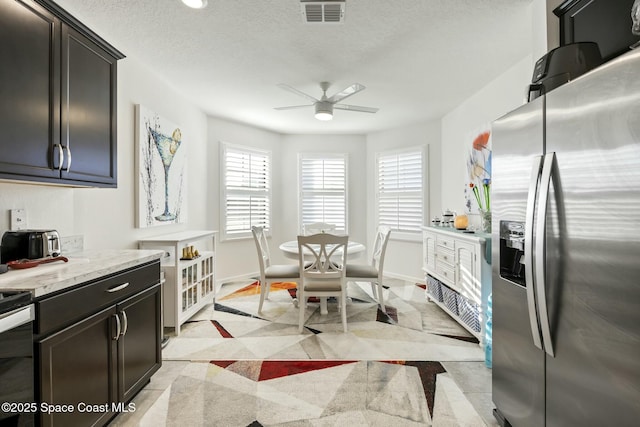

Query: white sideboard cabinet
left=139, top=230, right=217, bottom=335
left=422, top=226, right=491, bottom=343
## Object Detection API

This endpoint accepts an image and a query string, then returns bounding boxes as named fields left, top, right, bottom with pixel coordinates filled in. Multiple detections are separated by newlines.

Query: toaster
left=1, top=230, right=61, bottom=263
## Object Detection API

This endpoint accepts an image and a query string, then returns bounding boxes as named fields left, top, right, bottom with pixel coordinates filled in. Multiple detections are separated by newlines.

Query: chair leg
left=370, top=282, right=378, bottom=301
left=258, top=280, right=270, bottom=313
left=341, top=292, right=348, bottom=332
left=377, top=281, right=386, bottom=313
left=298, top=291, right=306, bottom=333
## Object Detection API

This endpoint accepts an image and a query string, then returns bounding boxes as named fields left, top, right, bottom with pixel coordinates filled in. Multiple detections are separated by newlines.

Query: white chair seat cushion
left=265, top=264, right=300, bottom=279
left=345, top=263, right=378, bottom=279
left=304, top=281, right=343, bottom=292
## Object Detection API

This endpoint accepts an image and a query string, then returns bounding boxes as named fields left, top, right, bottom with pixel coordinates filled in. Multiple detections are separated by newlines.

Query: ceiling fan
left=274, top=82, right=379, bottom=121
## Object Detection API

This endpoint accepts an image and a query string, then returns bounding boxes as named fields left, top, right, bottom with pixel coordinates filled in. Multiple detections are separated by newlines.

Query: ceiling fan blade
left=334, top=104, right=379, bottom=113
left=274, top=105, right=314, bottom=110
left=277, top=84, right=319, bottom=103
left=327, top=83, right=365, bottom=104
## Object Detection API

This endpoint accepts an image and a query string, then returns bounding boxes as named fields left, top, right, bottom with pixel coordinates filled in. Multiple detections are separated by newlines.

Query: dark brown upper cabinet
left=0, top=0, right=124, bottom=187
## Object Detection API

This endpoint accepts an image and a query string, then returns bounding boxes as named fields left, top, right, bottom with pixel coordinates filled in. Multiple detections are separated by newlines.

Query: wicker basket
left=457, top=294, right=481, bottom=332
left=441, top=284, right=459, bottom=315
left=426, top=275, right=443, bottom=302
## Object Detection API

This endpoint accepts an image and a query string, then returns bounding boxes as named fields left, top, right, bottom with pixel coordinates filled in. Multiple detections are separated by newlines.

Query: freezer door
left=544, top=49, right=640, bottom=426
left=491, top=97, right=545, bottom=427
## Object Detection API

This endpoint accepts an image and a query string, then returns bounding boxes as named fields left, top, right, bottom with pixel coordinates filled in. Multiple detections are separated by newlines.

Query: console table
left=139, top=230, right=217, bottom=335
left=422, top=226, right=491, bottom=344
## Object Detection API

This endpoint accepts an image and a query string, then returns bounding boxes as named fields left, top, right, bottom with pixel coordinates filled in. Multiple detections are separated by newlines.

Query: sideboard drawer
left=36, top=261, right=160, bottom=336
left=437, top=235, right=455, bottom=250
left=436, top=246, right=454, bottom=266
left=435, top=261, right=455, bottom=286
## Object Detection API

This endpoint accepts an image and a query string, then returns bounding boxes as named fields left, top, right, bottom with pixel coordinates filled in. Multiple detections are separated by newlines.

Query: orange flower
left=473, top=132, right=490, bottom=151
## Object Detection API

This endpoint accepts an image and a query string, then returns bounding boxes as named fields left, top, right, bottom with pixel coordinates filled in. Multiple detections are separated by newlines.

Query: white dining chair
left=302, top=222, right=336, bottom=235
left=297, top=233, right=349, bottom=332
left=345, top=226, right=391, bottom=313
left=251, top=226, right=300, bottom=313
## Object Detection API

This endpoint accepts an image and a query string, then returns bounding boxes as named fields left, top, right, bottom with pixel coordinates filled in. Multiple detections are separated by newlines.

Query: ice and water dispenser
left=499, top=221, right=526, bottom=286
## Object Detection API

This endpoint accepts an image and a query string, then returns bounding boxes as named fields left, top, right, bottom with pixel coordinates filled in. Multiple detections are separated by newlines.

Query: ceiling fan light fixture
left=181, top=0, right=208, bottom=9
left=315, top=102, right=333, bottom=121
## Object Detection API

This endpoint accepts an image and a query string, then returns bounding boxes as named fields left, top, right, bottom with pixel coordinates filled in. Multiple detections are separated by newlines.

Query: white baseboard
left=384, top=271, right=424, bottom=284
left=215, top=270, right=423, bottom=289
left=216, top=271, right=259, bottom=288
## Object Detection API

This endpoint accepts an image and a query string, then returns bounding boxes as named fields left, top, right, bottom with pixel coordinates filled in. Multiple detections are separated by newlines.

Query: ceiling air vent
left=300, top=0, right=345, bottom=24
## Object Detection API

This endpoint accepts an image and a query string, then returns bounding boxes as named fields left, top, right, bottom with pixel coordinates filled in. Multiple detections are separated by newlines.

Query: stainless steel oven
left=0, top=291, right=34, bottom=427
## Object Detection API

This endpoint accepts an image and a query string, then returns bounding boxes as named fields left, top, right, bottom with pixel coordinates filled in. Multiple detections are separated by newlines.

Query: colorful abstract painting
left=464, top=127, right=492, bottom=214
left=136, top=104, right=187, bottom=228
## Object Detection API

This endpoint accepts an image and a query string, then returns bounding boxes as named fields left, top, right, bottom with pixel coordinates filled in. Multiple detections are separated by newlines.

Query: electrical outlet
left=60, top=235, right=84, bottom=253
left=10, top=209, right=27, bottom=230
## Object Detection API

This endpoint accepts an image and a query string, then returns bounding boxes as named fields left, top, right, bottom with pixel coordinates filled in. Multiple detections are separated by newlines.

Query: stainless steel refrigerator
left=491, top=48, right=640, bottom=427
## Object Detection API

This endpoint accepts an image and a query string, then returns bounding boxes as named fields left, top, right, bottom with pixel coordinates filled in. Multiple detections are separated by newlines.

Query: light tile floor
left=110, top=278, right=498, bottom=426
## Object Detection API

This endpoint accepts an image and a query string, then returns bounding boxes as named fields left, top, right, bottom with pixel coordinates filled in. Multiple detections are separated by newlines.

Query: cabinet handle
left=106, top=282, right=130, bottom=293
left=63, top=146, right=72, bottom=172
left=55, top=144, right=64, bottom=171
left=120, top=311, right=128, bottom=337
left=112, top=314, right=121, bottom=340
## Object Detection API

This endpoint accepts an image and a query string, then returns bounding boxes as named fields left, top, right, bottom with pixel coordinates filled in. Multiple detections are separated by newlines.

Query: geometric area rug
left=111, top=279, right=494, bottom=426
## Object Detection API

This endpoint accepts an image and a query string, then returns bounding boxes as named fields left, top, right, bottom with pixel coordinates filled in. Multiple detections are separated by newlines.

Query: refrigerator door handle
left=525, top=155, right=543, bottom=350
left=535, top=152, right=556, bottom=357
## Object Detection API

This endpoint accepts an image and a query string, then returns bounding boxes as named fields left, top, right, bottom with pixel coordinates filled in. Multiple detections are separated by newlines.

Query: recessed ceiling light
left=181, top=0, right=208, bottom=9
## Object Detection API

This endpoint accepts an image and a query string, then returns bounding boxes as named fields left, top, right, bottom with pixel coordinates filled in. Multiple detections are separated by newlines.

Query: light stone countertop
left=0, top=249, right=164, bottom=298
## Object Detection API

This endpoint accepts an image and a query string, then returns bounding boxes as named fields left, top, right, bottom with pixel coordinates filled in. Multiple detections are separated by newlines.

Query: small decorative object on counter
left=431, top=217, right=441, bottom=226
left=181, top=245, right=200, bottom=260
left=441, top=209, right=456, bottom=227
left=454, top=214, right=468, bottom=230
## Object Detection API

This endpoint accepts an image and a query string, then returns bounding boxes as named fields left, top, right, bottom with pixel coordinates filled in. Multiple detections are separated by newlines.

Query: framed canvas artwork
left=464, top=127, right=492, bottom=214
left=136, top=104, right=187, bottom=228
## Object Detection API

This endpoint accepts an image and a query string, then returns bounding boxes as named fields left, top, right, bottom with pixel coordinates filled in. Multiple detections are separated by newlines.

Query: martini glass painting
left=148, top=127, right=182, bottom=221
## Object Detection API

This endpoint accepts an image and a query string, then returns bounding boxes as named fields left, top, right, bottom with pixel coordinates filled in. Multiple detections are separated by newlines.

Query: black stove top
left=0, top=290, right=32, bottom=314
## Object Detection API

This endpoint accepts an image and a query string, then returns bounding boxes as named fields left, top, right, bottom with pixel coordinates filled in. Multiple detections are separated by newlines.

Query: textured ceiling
left=55, top=0, right=533, bottom=134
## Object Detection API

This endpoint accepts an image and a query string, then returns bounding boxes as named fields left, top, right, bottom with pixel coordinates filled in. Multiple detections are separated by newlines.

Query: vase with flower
left=469, top=178, right=491, bottom=233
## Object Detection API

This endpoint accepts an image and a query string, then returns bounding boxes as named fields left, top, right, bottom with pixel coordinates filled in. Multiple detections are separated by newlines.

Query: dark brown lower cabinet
left=118, top=286, right=162, bottom=404
left=36, top=268, right=161, bottom=427
left=39, top=306, right=117, bottom=427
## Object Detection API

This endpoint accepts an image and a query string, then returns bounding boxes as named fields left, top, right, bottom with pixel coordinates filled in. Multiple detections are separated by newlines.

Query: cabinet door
left=61, top=24, right=118, bottom=186
left=423, top=231, right=436, bottom=272
left=455, top=241, right=480, bottom=303
left=38, top=305, right=117, bottom=427
left=0, top=0, right=61, bottom=180
left=117, top=284, right=162, bottom=403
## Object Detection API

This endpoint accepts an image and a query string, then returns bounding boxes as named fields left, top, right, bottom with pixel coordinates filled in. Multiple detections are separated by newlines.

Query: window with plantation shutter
left=299, top=154, right=347, bottom=234
left=221, top=143, right=271, bottom=240
left=376, top=148, right=426, bottom=239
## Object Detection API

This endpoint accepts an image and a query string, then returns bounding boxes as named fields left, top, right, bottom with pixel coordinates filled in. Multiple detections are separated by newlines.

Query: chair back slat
left=297, top=233, right=348, bottom=281
left=302, top=222, right=337, bottom=235
left=371, top=226, right=391, bottom=269
left=251, top=226, right=272, bottom=271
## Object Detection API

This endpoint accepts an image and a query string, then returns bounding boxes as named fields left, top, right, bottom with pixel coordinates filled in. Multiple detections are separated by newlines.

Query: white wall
left=205, top=116, right=283, bottom=282
left=73, top=56, right=209, bottom=250
left=279, top=134, right=368, bottom=251
left=440, top=55, right=533, bottom=228
left=0, top=56, right=209, bottom=251
left=365, top=120, right=441, bottom=282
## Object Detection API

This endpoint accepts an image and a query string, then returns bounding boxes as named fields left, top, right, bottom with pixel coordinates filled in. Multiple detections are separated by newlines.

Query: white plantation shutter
left=221, top=143, right=271, bottom=240
left=299, top=154, right=347, bottom=233
left=376, top=148, right=425, bottom=236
